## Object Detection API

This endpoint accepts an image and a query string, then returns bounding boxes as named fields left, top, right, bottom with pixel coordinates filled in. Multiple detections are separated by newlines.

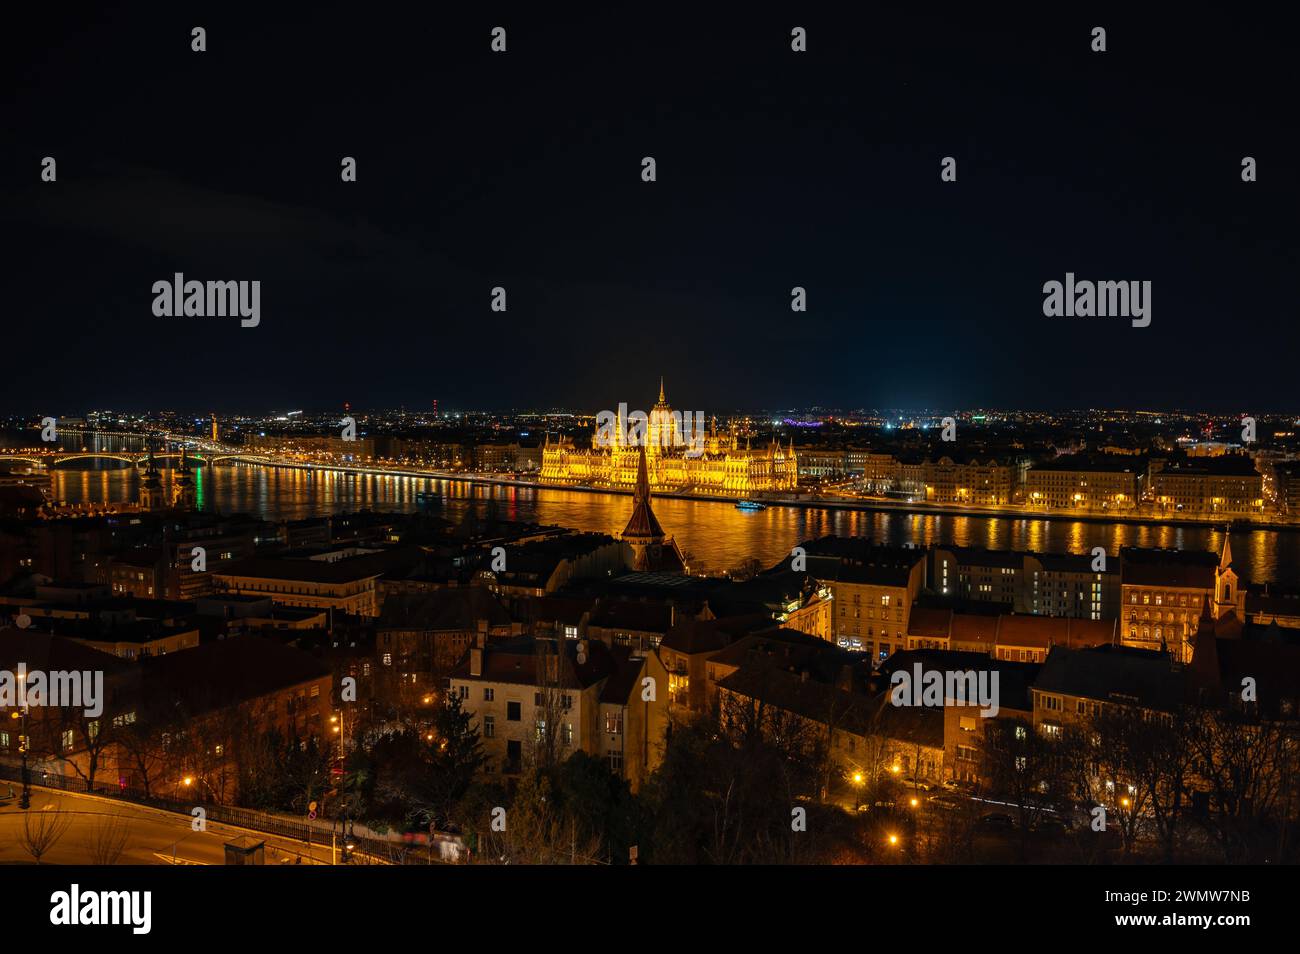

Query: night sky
left=3, top=6, right=1296, bottom=414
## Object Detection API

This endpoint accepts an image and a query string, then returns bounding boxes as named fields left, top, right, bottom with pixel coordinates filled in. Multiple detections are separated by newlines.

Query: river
left=23, top=454, right=1300, bottom=586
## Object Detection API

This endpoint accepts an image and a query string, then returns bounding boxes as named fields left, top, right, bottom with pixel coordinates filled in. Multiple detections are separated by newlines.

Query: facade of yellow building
left=1119, top=541, right=1242, bottom=662
left=540, top=381, right=798, bottom=495
left=1026, top=455, right=1144, bottom=511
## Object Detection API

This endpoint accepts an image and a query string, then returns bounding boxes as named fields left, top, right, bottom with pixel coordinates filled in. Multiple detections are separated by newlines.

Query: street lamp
left=11, top=708, right=30, bottom=809
left=331, top=709, right=353, bottom=863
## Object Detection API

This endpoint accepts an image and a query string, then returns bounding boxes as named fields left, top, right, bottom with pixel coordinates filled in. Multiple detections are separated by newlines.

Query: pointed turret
left=622, top=445, right=665, bottom=540
left=139, top=443, right=166, bottom=511
left=173, top=445, right=196, bottom=510
left=621, top=443, right=686, bottom=572
left=1214, top=533, right=1239, bottom=620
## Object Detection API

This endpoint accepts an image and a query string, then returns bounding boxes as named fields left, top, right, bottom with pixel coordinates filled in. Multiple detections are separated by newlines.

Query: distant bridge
left=6, top=430, right=453, bottom=481
left=0, top=450, right=271, bottom=468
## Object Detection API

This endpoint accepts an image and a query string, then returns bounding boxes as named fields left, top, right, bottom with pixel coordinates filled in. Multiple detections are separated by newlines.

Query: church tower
left=1213, top=535, right=1239, bottom=619
left=620, top=444, right=685, bottom=572
left=172, top=445, right=197, bottom=510
left=138, top=445, right=167, bottom=511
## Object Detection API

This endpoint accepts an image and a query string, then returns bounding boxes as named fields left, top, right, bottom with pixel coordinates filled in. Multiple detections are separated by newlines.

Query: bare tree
left=471, top=771, right=603, bottom=865
left=83, top=812, right=133, bottom=865
left=49, top=704, right=123, bottom=793
left=530, top=638, right=569, bottom=773
left=22, top=807, right=73, bottom=864
left=1089, top=702, right=1158, bottom=856
left=117, top=711, right=171, bottom=798
left=980, top=717, right=1055, bottom=861
left=1189, top=708, right=1299, bottom=862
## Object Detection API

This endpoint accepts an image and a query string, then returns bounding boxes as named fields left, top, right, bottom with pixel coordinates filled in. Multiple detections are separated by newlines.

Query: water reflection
left=21, top=461, right=1293, bottom=585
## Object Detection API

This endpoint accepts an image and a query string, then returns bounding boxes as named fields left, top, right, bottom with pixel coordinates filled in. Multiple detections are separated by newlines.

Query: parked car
left=1032, top=816, right=1072, bottom=836
left=977, top=812, right=1016, bottom=832
left=928, top=793, right=965, bottom=812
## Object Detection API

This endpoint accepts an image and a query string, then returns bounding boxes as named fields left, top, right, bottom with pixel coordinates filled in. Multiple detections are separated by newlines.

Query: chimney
left=470, top=647, right=483, bottom=677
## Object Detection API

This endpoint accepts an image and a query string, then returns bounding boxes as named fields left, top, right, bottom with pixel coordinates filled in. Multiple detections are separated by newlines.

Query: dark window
left=507, top=701, right=521, bottom=721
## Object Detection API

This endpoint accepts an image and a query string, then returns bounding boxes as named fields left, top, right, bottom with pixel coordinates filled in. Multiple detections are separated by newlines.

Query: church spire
left=622, top=443, right=665, bottom=542
left=1219, top=533, right=1233, bottom=570
left=633, top=441, right=651, bottom=504
left=658, top=376, right=665, bottom=404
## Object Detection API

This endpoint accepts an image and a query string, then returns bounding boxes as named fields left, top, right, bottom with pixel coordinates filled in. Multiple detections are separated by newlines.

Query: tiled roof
left=0, top=627, right=134, bottom=675
left=140, top=634, right=331, bottom=713
left=599, top=649, right=644, bottom=705
left=448, top=636, right=616, bottom=690
left=1034, top=645, right=1186, bottom=711
left=996, top=615, right=1115, bottom=651
left=377, top=586, right=510, bottom=632
left=588, top=598, right=674, bottom=633
left=906, top=606, right=952, bottom=639
left=1120, top=548, right=1219, bottom=588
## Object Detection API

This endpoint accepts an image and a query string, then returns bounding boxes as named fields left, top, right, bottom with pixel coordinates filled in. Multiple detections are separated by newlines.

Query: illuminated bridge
left=2, top=430, right=513, bottom=486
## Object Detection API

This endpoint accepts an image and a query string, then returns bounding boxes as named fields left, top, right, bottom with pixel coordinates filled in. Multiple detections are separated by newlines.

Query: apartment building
left=1148, top=455, right=1264, bottom=516
left=1026, top=454, right=1145, bottom=511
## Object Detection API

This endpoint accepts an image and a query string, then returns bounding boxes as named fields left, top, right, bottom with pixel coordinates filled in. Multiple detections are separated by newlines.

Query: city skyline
left=6, top=395, right=1300, bottom=418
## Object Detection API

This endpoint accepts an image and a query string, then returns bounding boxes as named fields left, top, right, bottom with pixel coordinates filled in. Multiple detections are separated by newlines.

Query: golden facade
left=540, top=381, right=798, bottom=495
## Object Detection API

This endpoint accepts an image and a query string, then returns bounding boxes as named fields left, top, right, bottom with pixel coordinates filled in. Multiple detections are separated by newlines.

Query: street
left=0, top=786, right=340, bottom=865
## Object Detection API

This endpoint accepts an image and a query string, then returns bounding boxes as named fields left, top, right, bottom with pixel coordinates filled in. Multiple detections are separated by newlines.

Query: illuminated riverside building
left=245, top=434, right=376, bottom=460
left=922, top=456, right=1016, bottom=505
left=1026, top=454, right=1145, bottom=511
left=539, top=380, right=798, bottom=495
left=1148, top=455, right=1264, bottom=516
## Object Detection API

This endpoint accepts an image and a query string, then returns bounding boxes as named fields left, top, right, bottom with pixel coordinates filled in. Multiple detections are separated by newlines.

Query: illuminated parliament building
left=540, top=380, right=799, bottom=495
